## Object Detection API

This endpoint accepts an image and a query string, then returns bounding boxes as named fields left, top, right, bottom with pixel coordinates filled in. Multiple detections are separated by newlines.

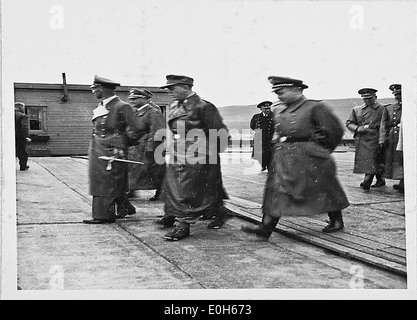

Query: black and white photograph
left=1, top=0, right=416, bottom=302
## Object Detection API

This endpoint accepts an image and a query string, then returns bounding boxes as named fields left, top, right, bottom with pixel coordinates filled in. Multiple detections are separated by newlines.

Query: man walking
left=160, top=74, right=230, bottom=240
left=379, top=84, right=403, bottom=193
left=346, top=88, right=386, bottom=191
left=250, top=101, right=274, bottom=171
left=241, top=76, right=350, bottom=239
left=83, top=75, right=146, bottom=224
left=125, top=88, right=166, bottom=201
left=14, top=102, right=31, bottom=171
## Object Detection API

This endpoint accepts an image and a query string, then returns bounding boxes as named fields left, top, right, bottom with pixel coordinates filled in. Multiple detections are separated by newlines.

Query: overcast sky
left=2, top=0, right=416, bottom=106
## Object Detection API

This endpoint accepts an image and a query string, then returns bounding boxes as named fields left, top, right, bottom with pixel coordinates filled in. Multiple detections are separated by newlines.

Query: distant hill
left=218, top=98, right=395, bottom=140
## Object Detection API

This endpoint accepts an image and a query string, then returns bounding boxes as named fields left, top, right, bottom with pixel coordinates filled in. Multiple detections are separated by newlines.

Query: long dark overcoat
left=346, top=102, right=384, bottom=174
left=89, top=97, right=145, bottom=197
left=15, top=110, right=29, bottom=153
left=263, top=96, right=349, bottom=218
left=250, top=112, right=274, bottom=167
left=164, top=93, right=229, bottom=218
left=379, top=102, right=402, bottom=179
left=126, top=101, right=165, bottom=190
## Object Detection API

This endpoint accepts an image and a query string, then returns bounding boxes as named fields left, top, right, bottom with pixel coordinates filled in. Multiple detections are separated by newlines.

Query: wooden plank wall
left=14, top=83, right=173, bottom=156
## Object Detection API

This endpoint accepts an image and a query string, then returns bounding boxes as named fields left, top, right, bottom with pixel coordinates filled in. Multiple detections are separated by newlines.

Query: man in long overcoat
left=379, top=84, right=403, bottom=193
left=250, top=101, right=274, bottom=171
left=159, top=74, right=229, bottom=240
left=346, top=88, right=386, bottom=190
left=14, top=102, right=31, bottom=171
left=242, top=76, right=350, bottom=239
left=125, top=88, right=166, bottom=201
left=83, top=75, right=146, bottom=224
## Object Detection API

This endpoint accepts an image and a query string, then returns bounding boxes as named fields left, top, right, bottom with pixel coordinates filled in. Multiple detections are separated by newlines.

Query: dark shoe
left=164, top=226, right=190, bottom=241
left=83, top=218, right=116, bottom=224
left=361, top=183, right=371, bottom=191
left=371, top=180, right=386, bottom=187
left=207, top=212, right=229, bottom=229
left=155, top=215, right=176, bottom=228
left=322, top=219, right=344, bottom=233
left=117, top=206, right=136, bottom=218
left=148, top=195, right=160, bottom=201
left=20, top=166, right=29, bottom=171
left=241, top=224, right=272, bottom=240
left=261, top=166, right=267, bottom=171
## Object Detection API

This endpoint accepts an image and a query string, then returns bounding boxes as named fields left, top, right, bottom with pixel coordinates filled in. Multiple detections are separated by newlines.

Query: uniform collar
left=135, top=103, right=149, bottom=112
left=179, top=92, right=196, bottom=104
left=102, top=95, right=117, bottom=106
left=362, top=101, right=381, bottom=110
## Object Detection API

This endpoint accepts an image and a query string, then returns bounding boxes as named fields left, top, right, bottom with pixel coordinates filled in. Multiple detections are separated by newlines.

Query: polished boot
left=371, top=174, right=386, bottom=187
left=207, top=208, right=230, bottom=229
left=241, top=216, right=279, bottom=240
left=164, top=224, right=190, bottom=241
left=361, top=174, right=374, bottom=191
left=322, top=211, right=344, bottom=233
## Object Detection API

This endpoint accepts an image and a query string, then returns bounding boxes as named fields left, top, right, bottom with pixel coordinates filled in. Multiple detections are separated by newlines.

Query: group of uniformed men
left=80, top=74, right=404, bottom=242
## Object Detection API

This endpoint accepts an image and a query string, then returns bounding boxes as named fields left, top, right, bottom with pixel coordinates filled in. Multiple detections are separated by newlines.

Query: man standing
left=250, top=101, right=274, bottom=171
left=346, top=88, right=386, bottom=191
left=125, top=88, right=166, bottom=201
left=14, top=102, right=31, bottom=171
left=379, top=84, right=403, bottom=193
left=241, top=76, right=349, bottom=239
left=160, top=74, right=229, bottom=240
left=83, top=75, right=146, bottom=224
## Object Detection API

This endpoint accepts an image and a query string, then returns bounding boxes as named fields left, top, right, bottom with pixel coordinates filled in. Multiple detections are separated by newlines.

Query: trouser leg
left=116, top=194, right=136, bottom=216
left=398, top=178, right=404, bottom=193
left=17, top=143, right=28, bottom=170
left=176, top=215, right=203, bottom=228
left=361, top=174, right=374, bottom=190
left=328, top=210, right=343, bottom=221
left=92, top=196, right=116, bottom=220
left=241, top=212, right=279, bottom=239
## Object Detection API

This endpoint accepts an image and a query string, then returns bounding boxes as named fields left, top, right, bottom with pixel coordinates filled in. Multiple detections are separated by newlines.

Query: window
left=26, top=106, right=47, bottom=134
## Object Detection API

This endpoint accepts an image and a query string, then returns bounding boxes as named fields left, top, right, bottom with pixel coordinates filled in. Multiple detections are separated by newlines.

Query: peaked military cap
left=256, top=101, right=273, bottom=108
left=358, top=88, right=378, bottom=98
left=15, top=102, right=25, bottom=108
left=389, top=84, right=401, bottom=94
left=160, top=74, right=194, bottom=89
left=90, top=75, right=120, bottom=89
left=14, top=102, right=25, bottom=112
left=128, top=88, right=154, bottom=100
left=268, top=76, right=308, bottom=92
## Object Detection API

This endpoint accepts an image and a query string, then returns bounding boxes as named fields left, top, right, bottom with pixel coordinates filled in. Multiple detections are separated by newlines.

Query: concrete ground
left=2, top=149, right=414, bottom=299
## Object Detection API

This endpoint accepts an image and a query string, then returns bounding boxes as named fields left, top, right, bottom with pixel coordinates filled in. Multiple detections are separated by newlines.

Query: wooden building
left=14, top=76, right=173, bottom=157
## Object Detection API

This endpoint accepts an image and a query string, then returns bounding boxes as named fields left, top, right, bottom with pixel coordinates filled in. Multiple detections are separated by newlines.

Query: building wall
left=14, top=83, right=173, bottom=156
